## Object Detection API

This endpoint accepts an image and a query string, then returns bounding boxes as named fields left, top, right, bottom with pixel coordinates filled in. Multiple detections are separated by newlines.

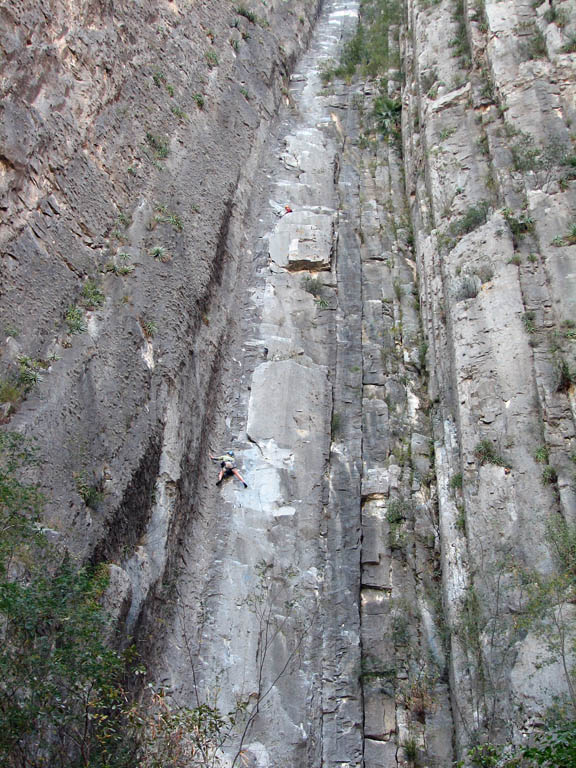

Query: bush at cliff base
left=467, top=719, right=576, bottom=767
left=0, top=432, right=135, bottom=767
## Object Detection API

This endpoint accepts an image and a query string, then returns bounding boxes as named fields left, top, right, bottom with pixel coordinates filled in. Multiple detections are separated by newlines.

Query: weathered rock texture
left=155, top=5, right=365, bottom=765
left=2, top=0, right=576, bottom=765
left=0, top=0, right=321, bottom=624
left=403, top=0, right=576, bottom=756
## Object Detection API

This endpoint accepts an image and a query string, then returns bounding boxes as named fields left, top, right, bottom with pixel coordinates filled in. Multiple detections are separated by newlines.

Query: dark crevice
left=90, top=429, right=163, bottom=566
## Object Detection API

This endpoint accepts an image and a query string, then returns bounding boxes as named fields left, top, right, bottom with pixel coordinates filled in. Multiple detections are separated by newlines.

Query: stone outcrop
left=403, top=0, right=576, bottom=754
left=0, top=0, right=321, bottom=623
left=2, top=0, right=576, bottom=765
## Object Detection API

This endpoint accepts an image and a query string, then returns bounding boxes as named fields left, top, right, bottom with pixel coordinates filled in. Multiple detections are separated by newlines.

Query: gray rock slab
left=364, top=696, right=396, bottom=741
left=364, top=737, right=398, bottom=767
left=510, top=607, right=576, bottom=714
left=268, top=210, right=334, bottom=271
left=362, top=468, right=390, bottom=497
left=246, top=359, right=329, bottom=448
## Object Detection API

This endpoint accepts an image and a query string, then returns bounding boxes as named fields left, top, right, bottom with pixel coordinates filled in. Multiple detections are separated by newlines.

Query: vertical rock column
left=156, top=3, right=365, bottom=767
left=403, top=0, right=576, bottom=755
left=343, top=93, right=455, bottom=765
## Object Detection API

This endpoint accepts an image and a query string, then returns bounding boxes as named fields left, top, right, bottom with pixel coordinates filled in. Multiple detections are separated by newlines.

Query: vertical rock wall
left=155, top=4, right=366, bottom=766
left=2, top=0, right=576, bottom=765
left=403, top=0, right=576, bottom=756
left=0, top=0, right=321, bottom=633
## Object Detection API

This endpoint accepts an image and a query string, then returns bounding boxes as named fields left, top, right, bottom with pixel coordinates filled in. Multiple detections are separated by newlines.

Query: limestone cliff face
left=0, top=0, right=320, bottom=615
left=403, top=0, right=576, bottom=753
left=2, top=0, right=576, bottom=765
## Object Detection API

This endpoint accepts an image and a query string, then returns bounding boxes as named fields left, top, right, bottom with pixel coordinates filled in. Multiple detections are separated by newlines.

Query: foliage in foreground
left=0, top=432, right=239, bottom=768
left=465, top=718, right=576, bottom=767
left=0, top=432, right=132, bottom=767
left=461, top=510, right=576, bottom=767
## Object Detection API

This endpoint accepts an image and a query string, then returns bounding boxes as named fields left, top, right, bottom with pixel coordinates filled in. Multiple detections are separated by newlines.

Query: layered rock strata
left=0, top=0, right=321, bottom=627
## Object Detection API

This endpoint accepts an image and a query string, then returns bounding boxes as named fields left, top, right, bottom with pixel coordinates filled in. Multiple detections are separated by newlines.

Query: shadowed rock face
left=3, top=0, right=576, bottom=764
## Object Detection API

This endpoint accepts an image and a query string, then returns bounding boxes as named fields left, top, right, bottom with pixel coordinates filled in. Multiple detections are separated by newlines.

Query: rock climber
left=271, top=202, right=294, bottom=217
left=209, top=450, right=248, bottom=488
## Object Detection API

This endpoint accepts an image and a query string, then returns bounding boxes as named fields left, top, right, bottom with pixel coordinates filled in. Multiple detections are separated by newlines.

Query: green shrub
left=0, top=379, right=22, bottom=407
left=475, top=263, right=494, bottom=283
left=171, top=104, right=187, bottom=119
left=387, top=498, right=412, bottom=550
left=547, top=513, right=576, bottom=577
left=145, top=131, right=169, bottom=159
left=450, top=473, right=463, bottom=489
left=523, top=719, right=576, bottom=767
left=418, top=340, right=428, bottom=372
left=193, top=92, right=205, bottom=108
left=555, top=358, right=574, bottom=392
left=154, top=205, right=183, bottom=232
left=534, top=445, right=549, bottom=464
left=403, top=736, right=418, bottom=762
left=65, top=305, right=87, bottom=334
left=16, top=357, right=45, bottom=391
left=205, top=50, right=219, bottom=68
left=373, top=95, right=402, bottom=141
left=337, top=21, right=366, bottom=78
left=450, top=0, right=471, bottom=65
left=554, top=224, right=576, bottom=247
left=143, top=319, right=157, bottom=339
left=449, top=201, right=490, bottom=239
left=150, top=245, right=169, bottom=262
left=544, top=6, right=568, bottom=26
left=522, top=311, right=536, bottom=333
left=474, top=439, right=508, bottom=467
left=456, top=275, right=480, bottom=301
left=502, top=207, right=534, bottom=238
left=301, top=275, right=323, bottom=297
left=235, top=5, right=257, bottom=23
left=468, top=743, right=505, bottom=766
left=471, top=0, right=489, bottom=32
left=560, top=35, right=576, bottom=54
left=75, top=473, right=104, bottom=508
left=387, top=498, right=412, bottom=523
left=466, top=717, right=576, bottom=765
left=521, top=28, right=548, bottom=60
left=319, top=61, right=336, bottom=85
left=455, top=504, right=466, bottom=533
left=104, top=261, right=135, bottom=276
left=510, top=134, right=576, bottom=191
left=541, top=465, right=558, bottom=485
left=80, top=279, right=105, bottom=310
left=510, top=132, right=541, bottom=172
